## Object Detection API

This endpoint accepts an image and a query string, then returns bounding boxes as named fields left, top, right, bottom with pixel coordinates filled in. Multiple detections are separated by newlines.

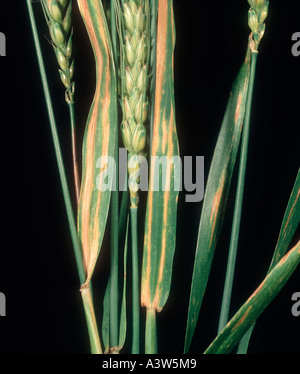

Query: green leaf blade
left=204, top=240, right=300, bottom=354
left=184, top=49, right=251, bottom=353
left=269, top=168, right=300, bottom=271
left=237, top=168, right=300, bottom=353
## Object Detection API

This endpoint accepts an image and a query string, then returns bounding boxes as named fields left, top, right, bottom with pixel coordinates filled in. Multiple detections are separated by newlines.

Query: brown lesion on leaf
left=283, top=187, right=300, bottom=234
left=244, top=76, right=249, bottom=92
left=249, top=280, right=265, bottom=300
left=232, top=306, right=252, bottom=331
left=234, top=93, right=243, bottom=124
left=277, top=242, right=300, bottom=266
left=209, top=174, right=225, bottom=247
left=244, top=41, right=251, bottom=64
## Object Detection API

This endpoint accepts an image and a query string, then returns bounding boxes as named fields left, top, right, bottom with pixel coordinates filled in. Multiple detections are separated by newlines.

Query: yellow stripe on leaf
left=77, top=0, right=117, bottom=286
left=141, top=0, right=179, bottom=312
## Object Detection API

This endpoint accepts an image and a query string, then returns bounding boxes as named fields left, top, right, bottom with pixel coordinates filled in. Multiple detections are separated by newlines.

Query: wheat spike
left=247, top=0, right=269, bottom=50
left=41, top=0, right=75, bottom=103
left=120, top=0, right=150, bottom=207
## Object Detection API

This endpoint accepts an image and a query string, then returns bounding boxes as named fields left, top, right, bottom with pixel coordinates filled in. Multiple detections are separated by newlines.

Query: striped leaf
left=141, top=0, right=179, bottom=312
left=77, top=0, right=118, bottom=285
left=269, top=168, right=300, bottom=271
left=237, top=168, right=300, bottom=353
left=204, top=240, right=300, bottom=354
left=184, top=49, right=251, bottom=353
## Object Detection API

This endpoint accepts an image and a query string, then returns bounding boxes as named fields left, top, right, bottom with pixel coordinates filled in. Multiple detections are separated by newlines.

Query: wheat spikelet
left=42, top=0, right=75, bottom=103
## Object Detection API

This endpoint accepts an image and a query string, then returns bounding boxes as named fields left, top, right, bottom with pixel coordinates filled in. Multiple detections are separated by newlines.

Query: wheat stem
left=130, top=206, right=140, bottom=353
left=145, top=308, right=157, bottom=354
left=26, top=0, right=101, bottom=353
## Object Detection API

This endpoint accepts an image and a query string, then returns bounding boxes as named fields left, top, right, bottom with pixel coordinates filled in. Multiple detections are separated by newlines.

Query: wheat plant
left=25, top=0, right=300, bottom=354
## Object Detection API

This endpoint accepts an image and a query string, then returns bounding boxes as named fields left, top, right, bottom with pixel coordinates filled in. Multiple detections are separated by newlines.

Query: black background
left=0, top=0, right=299, bottom=355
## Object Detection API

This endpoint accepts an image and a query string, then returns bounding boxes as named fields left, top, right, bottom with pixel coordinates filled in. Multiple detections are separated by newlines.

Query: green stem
left=81, top=285, right=103, bottom=354
left=109, top=0, right=119, bottom=351
left=130, top=206, right=140, bottom=354
left=119, top=189, right=129, bottom=241
left=218, top=51, right=258, bottom=334
left=236, top=324, right=254, bottom=354
left=26, top=0, right=101, bottom=354
left=145, top=308, right=157, bottom=354
left=68, top=102, right=81, bottom=206
left=110, top=183, right=119, bottom=350
left=109, top=142, right=119, bottom=350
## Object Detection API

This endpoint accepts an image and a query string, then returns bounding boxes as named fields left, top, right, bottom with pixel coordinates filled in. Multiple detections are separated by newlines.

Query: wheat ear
left=121, top=0, right=150, bottom=208
left=41, top=0, right=75, bottom=101
left=247, top=0, right=269, bottom=51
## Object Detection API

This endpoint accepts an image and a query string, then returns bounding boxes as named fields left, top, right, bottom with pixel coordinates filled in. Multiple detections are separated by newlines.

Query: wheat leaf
left=269, top=169, right=300, bottom=271
left=204, top=240, right=300, bottom=354
left=141, top=0, right=179, bottom=314
left=237, top=168, right=300, bottom=353
left=184, top=48, right=251, bottom=353
left=77, top=0, right=118, bottom=285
